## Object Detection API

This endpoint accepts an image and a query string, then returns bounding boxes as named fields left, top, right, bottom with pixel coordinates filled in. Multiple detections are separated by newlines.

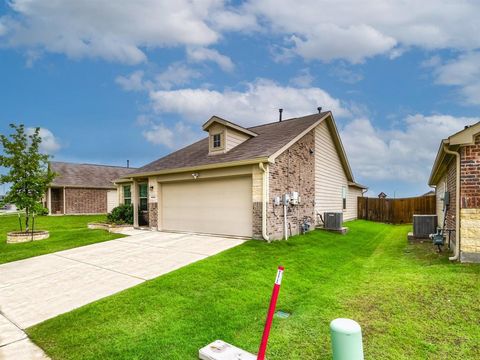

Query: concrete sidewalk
left=0, top=231, right=246, bottom=359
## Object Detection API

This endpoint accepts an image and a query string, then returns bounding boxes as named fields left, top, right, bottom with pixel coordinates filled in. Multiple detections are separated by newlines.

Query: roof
left=127, top=112, right=356, bottom=183
left=202, top=116, right=258, bottom=137
left=49, top=162, right=136, bottom=189
left=428, top=121, right=480, bottom=185
left=348, top=181, right=368, bottom=190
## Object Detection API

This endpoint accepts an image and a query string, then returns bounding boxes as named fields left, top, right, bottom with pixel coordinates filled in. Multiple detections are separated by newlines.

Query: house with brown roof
left=45, top=162, right=134, bottom=215
left=429, top=121, right=480, bottom=262
left=116, top=111, right=367, bottom=240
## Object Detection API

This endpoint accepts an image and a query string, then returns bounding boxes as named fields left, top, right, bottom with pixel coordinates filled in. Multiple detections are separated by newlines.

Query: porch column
left=63, top=187, right=66, bottom=215
left=47, top=187, right=52, bottom=215
left=132, top=180, right=139, bottom=228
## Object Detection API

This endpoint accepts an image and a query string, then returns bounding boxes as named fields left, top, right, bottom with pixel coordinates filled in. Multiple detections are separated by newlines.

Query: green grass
left=28, top=221, right=480, bottom=359
left=0, top=215, right=124, bottom=264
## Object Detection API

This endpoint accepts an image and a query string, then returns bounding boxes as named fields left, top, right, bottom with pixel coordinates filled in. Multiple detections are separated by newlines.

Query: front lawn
left=0, top=215, right=124, bottom=264
left=28, top=221, right=480, bottom=359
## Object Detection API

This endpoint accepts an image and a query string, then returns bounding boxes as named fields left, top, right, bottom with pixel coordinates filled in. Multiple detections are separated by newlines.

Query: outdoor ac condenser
left=413, top=215, right=438, bottom=238
left=324, top=212, right=343, bottom=231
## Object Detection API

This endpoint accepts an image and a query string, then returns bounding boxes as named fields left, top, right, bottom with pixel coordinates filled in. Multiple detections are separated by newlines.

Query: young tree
left=0, top=124, right=55, bottom=232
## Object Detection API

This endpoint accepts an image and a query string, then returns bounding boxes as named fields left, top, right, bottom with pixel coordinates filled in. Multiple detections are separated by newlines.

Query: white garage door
left=161, top=176, right=252, bottom=237
left=107, top=190, right=118, bottom=213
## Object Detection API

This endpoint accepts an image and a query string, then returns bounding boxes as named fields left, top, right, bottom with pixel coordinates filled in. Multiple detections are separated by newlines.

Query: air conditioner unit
left=413, top=215, right=437, bottom=238
left=324, top=212, right=343, bottom=231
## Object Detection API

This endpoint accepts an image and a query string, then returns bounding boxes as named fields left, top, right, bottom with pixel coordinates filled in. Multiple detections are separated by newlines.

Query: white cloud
left=27, top=127, right=61, bottom=154
left=142, top=121, right=200, bottom=149
left=148, top=79, right=350, bottom=126
left=341, top=114, right=477, bottom=183
left=432, top=52, right=480, bottom=105
left=115, top=71, right=151, bottom=92
left=186, top=47, right=235, bottom=72
left=290, top=68, right=314, bottom=88
left=1, top=0, right=223, bottom=64
left=246, top=0, right=480, bottom=63
left=155, top=63, right=201, bottom=90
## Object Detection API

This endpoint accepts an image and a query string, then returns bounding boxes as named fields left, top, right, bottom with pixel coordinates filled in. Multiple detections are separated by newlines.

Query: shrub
left=107, top=204, right=134, bottom=225
left=36, top=206, right=49, bottom=216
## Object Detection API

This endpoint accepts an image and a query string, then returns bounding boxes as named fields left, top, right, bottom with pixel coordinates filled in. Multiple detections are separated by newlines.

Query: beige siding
left=107, top=190, right=118, bottom=212
left=346, top=186, right=362, bottom=221
left=436, top=175, right=447, bottom=226
left=314, top=121, right=351, bottom=217
left=226, top=128, right=250, bottom=151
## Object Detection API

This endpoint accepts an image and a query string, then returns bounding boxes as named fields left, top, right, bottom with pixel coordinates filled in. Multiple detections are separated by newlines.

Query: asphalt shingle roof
left=132, top=112, right=328, bottom=175
left=50, top=162, right=136, bottom=188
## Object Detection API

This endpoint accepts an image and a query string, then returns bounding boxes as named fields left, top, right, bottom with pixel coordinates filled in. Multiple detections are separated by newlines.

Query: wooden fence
left=357, top=196, right=436, bottom=224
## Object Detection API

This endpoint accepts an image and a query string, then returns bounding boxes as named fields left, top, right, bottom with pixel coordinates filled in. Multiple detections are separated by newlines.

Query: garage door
left=161, top=176, right=252, bottom=237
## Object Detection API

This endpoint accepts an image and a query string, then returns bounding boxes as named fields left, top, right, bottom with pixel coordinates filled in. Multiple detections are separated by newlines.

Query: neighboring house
left=45, top=162, right=135, bottom=215
left=116, top=111, right=367, bottom=240
left=422, top=190, right=435, bottom=196
left=378, top=192, right=388, bottom=199
left=429, top=122, right=480, bottom=263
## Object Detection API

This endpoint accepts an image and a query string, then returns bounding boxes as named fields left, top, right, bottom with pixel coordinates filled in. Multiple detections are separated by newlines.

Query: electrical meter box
left=273, top=196, right=281, bottom=206
left=282, top=193, right=290, bottom=206
left=290, top=191, right=299, bottom=205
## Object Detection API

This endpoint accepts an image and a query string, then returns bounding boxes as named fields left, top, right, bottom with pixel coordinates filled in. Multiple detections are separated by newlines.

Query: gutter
left=259, top=163, right=270, bottom=242
left=443, top=144, right=461, bottom=261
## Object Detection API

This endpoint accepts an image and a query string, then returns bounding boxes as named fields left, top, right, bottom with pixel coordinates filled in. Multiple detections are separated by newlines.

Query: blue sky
left=1, top=0, right=480, bottom=197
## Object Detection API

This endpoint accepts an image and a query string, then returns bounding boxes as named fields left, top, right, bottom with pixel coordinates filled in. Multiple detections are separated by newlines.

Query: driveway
left=0, top=230, right=246, bottom=359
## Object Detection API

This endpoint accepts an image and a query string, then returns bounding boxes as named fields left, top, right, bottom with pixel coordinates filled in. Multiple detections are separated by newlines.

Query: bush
left=36, top=206, right=49, bottom=216
left=107, top=204, right=134, bottom=225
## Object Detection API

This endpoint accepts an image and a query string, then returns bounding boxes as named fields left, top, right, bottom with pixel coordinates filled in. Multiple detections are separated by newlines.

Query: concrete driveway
left=0, top=230, right=246, bottom=359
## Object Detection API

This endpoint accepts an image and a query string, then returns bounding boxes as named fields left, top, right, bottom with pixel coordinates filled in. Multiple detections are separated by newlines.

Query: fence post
left=330, top=318, right=364, bottom=360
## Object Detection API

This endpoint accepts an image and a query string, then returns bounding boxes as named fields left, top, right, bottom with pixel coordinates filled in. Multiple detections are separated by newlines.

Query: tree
left=0, top=124, right=55, bottom=232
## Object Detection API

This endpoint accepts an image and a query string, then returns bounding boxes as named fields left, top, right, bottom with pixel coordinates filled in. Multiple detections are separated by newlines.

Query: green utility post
left=330, top=318, right=364, bottom=360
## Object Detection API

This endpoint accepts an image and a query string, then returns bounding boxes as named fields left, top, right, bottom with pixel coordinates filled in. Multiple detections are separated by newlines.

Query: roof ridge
left=247, top=111, right=329, bottom=130
left=50, top=161, right=136, bottom=169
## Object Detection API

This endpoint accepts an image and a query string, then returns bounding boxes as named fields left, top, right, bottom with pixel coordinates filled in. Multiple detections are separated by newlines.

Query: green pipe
left=330, top=318, right=364, bottom=360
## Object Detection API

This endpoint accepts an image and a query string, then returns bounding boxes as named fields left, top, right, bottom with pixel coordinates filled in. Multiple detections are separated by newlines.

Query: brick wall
left=268, top=131, right=315, bottom=240
left=148, top=202, right=158, bottom=230
left=459, top=134, right=480, bottom=262
left=460, top=135, right=480, bottom=208
left=445, top=160, right=457, bottom=231
left=65, top=188, right=107, bottom=214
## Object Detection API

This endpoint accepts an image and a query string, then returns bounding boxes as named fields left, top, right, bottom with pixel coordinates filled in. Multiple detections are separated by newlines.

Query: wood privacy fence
left=357, top=196, right=436, bottom=224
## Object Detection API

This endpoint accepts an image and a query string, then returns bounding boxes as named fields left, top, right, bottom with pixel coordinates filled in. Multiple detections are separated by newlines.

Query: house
left=378, top=192, right=388, bottom=199
left=45, top=162, right=134, bottom=215
left=428, top=122, right=480, bottom=262
left=116, top=111, right=367, bottom=240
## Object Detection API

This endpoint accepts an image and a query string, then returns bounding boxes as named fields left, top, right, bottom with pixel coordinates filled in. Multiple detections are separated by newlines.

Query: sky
left=1, top=0, right=480, bottom=197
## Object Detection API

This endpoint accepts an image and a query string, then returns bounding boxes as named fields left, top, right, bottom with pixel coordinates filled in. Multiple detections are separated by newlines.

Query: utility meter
left=290, top=192, right=299, bottom=205
left=273, top=196, right=281, bottom=206
left=282, top=193, right=290, bottom=206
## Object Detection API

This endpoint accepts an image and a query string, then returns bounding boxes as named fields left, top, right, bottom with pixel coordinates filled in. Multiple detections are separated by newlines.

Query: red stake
left=257, top=266, right=284, bottom=360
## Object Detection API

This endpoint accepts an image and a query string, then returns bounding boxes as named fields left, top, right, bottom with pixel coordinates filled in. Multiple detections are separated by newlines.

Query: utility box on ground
left=199, top=340, right=256, bottom=360
left=413, top=215, right=438, bottom=238
left=324, top=212, right=343, bottom=231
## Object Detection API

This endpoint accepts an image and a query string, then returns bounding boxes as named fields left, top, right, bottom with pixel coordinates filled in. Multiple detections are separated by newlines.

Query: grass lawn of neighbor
left=0, top=215, right=124, bottom=264
left=28, top=221, right=480, bottom=359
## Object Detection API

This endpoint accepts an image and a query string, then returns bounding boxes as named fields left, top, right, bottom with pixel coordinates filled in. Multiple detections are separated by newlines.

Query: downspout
left=259, top=163, right=270, bottom=242
left=443, top=144, right=461, bottom=261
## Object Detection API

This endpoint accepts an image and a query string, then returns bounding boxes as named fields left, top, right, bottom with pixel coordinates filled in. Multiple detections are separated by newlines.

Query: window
left=139, top=183, right=148, bottom=211
left=123, top=185, right=131, bottom=205
left=212, top=133, right=221, bottom=148
left=342, top=186, right=347, bottom=210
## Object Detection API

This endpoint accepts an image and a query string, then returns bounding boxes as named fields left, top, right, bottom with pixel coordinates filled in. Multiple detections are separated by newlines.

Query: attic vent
left=317, top=107, right=322, bottom=113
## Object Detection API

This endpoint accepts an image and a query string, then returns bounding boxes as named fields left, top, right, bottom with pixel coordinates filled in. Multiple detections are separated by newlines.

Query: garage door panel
left=161, top=177, right=252, bottom=237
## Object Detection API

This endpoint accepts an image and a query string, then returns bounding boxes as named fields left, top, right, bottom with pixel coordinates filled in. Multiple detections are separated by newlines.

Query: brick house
left=116, top=111, right=367, bottom=240
left=45, top=162, right=134, bottom=215
left=429, top=122, right=480, bottom=262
